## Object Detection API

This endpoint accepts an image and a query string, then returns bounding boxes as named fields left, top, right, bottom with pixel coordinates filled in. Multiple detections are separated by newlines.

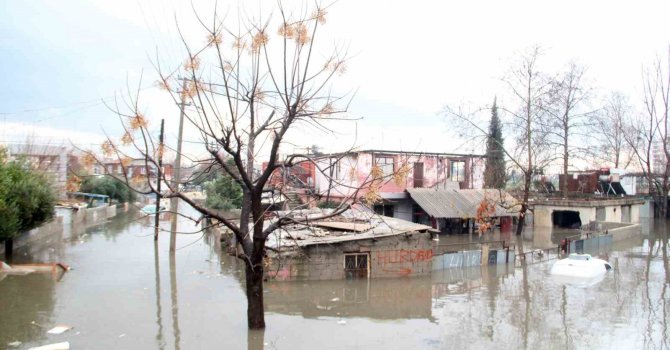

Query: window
left=596, top=207, right=605, bottom=221
left=413, top=162, right=424, bottom=188
left=375, top=155, right=394, bottom=176
left=450, top=160, right=465, bottom=182
left=344, top=253, right=369, bottom=279
left=106, top=165, right=113, bottom=174
left=373, top=204, right=394, bottom=217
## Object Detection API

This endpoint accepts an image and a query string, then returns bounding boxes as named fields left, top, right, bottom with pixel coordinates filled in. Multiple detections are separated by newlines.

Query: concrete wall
left=432, top=248, right=515, bottom=270
left=0, top=217, right=64, bottom=256
left=1, top=204, right=121, bottom=256
left=266, top=231, right=433, bottom=281
left=533, top=200, right=644, bottom=228
left=85, top=206, right=109, bottom=225
left=604, top=206, right=618, bottom=222
left=631, top=204, right=640, bottom=223
left=608, top=223, right=642, bottom=241
left=639, top=199, right=653, bottom=218
left=534, top=206, right=595, bottom=228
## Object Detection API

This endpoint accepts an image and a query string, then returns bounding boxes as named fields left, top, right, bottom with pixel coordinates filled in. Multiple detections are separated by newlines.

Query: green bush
left=0, top=161, right=56, bottom=242
left=204, top=174, right=242, bottom=210
left=80, top=176, right=136, bottom=203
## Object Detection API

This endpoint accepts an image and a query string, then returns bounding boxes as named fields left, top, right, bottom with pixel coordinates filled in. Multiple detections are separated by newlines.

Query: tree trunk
left=515, top=171, right=531, bottom=238
left=4, top=238, right=13, bottom=262
left=660, top=195, right=668, bottom=219
left=245, top=262, right=265, bottom=329
left=562, top=141, right=569, bottom=198
left=515, top=171, right=530, bottom=259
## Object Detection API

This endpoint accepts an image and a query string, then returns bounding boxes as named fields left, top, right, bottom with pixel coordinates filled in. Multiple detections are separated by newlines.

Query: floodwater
left=1, top=208, right=669, bottom=350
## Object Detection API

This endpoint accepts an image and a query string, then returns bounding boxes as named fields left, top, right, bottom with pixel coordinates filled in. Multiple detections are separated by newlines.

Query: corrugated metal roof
left=407, top=188, right=520, bottom=219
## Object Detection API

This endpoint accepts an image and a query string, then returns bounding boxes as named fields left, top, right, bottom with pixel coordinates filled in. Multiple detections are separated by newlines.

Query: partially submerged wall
left=533, top=198, right=644, bottom=228
left=1, top=205, right=120, bottom=256
left=565, top=222, right=640, bottom=255
left=432, top=248, right=515, bottom=270
left=266, top=231, right=434, bottom=281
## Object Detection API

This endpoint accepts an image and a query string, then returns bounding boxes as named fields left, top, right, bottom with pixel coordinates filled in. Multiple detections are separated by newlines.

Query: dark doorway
left=413, top=162, right=424, bottom=188
left=552, top=210, right=582, bottom=229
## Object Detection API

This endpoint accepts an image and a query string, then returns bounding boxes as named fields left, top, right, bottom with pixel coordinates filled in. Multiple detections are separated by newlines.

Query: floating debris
left=28, top=341, right=70, bottom=350
left=47, top=325, right=72, bottom=335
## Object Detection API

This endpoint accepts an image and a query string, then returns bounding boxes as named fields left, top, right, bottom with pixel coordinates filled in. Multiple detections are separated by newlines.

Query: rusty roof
left=407, top=188, right=520, bottom=219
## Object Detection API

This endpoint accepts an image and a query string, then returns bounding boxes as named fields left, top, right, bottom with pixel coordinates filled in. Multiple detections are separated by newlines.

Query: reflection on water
left=0, top=210, right=668, bottom=349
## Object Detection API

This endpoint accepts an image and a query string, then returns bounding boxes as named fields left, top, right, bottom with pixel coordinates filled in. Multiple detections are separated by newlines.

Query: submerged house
left=265, top=208, right=435, bottom=281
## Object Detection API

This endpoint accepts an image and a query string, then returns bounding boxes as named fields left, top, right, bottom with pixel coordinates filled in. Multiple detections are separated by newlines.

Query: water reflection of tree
left=0, top=274, right=55, bottom=346
left=644, top=221, right=670, bottom=349
left=661, top=227, right=669, bottom=349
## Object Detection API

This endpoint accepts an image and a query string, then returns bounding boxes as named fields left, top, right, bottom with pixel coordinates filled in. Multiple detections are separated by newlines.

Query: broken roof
left=267, top=208, right=432, bottom=249
left=407, top=188, right=520, bottom=219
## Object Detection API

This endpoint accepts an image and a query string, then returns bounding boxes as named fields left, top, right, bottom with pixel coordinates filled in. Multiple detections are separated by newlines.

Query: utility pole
left=169, top=78, right=188, bottom=253
left=155, top=119, right=165, bottom=241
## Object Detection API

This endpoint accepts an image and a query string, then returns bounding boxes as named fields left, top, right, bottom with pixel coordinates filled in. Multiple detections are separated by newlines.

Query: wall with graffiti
left=265, top=231, right=434, bottom=281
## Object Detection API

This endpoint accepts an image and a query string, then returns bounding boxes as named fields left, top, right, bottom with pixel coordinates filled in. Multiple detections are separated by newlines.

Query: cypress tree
left=484, top=98, right=506, bottom=189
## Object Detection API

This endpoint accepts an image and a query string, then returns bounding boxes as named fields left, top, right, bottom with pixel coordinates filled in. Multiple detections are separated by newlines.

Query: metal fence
left=432, top=240, right=516, bottom=270
left=515, top=246, right=562, bottom=266
left=515, top=231, right=614, bottom=266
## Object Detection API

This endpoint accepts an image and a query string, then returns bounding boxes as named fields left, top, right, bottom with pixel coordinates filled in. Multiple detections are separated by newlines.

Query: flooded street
left=1, top=208, right=669, bottom=350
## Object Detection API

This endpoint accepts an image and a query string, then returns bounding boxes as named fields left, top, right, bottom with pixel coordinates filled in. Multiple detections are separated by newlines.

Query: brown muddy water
left=1, top=208, right=668, bottom=350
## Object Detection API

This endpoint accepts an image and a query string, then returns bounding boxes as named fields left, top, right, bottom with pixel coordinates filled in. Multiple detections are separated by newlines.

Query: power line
left=0, top=85, right=153, bottom=117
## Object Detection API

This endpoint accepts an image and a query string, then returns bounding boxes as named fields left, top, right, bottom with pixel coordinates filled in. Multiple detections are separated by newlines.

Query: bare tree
left=81, top=3, right=380, bottom=329
left=626, top=49, right=670, bottom=217
left=501, top=46, right=553, bottom=237
left=543, top=62, right=594, bottom=197
left=445, top=46, right=552, bottom=241
left=592, top=92, right=636, bottom=169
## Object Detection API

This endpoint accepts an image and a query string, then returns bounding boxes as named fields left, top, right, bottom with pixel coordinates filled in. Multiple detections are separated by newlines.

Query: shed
left=264, top=208, right=435, bottom=281
left=407, top=188, right=519, bottom=219
left=406, top=188, right=519, bottom=233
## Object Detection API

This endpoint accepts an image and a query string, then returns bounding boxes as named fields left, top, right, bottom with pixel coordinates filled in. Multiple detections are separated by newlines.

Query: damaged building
left=264, top=208, right=435, bottom=281
left=265, top=150, right=486, bottom=219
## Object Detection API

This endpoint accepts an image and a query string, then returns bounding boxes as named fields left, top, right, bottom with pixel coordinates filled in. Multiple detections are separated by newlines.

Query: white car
left=550, top=253, right=612, bottom=279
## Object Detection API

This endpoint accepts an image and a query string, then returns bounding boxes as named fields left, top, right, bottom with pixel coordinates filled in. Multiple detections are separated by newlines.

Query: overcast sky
left=1, top=0, right=669, bottom=161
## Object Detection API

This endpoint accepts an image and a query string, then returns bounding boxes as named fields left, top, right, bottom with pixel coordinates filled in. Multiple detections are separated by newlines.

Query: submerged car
left=140, top=204, right=166, bottom=216
left=550, top=253, right=612, bottom=279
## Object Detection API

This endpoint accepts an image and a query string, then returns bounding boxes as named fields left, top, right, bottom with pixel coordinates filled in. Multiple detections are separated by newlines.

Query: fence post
left=481, top=244, right=489, bottom=266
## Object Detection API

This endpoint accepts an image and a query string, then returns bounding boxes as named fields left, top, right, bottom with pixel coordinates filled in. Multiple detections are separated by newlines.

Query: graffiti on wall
left=376, top=249, right=433, bottom=266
